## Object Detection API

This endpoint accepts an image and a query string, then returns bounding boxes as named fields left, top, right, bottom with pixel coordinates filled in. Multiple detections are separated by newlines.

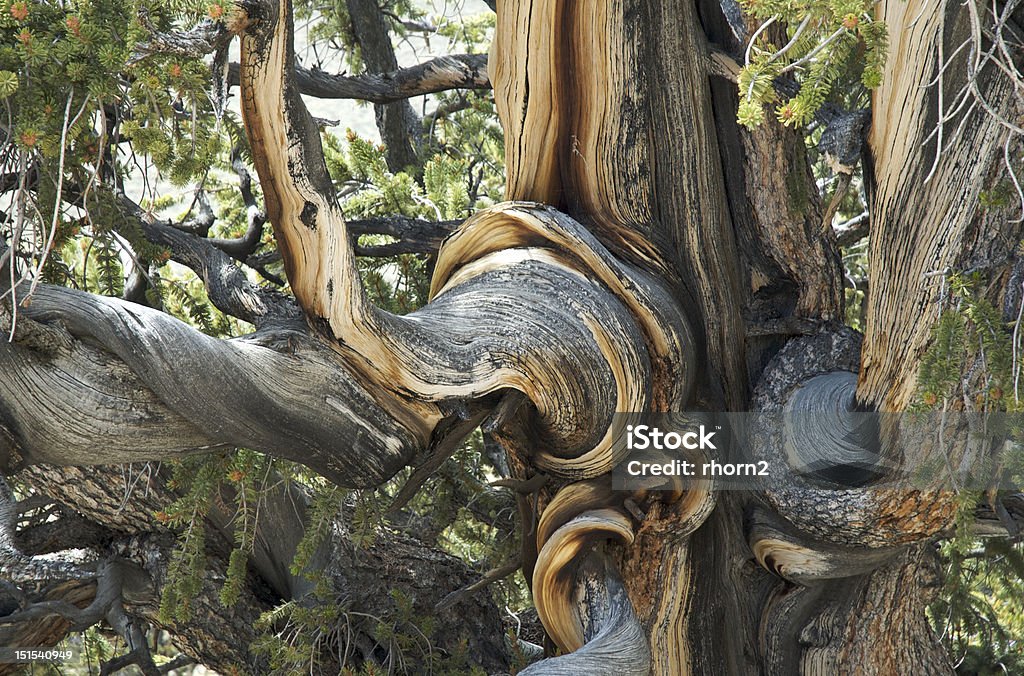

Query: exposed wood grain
left=520, top=553, right=651, bottom=675
left=859, top=0, right=1023, bottom=409
left=236, top=0, right=691, bottom=482
left=9, top=0, right=1011, bottom=671
left=531, top=509, right=634, bottom=652
left=2, top=286, right=416, bottom=486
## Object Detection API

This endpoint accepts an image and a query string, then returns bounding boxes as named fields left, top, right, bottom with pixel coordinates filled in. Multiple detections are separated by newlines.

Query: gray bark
left=345, top=0, right=423, bottom=172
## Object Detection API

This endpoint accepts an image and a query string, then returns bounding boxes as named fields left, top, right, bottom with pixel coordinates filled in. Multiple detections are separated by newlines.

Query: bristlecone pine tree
left=1, top=0, right=1024, bottom=673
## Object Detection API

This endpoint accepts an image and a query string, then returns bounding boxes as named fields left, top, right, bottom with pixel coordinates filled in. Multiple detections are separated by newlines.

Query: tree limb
left=1, top=284, right=420, bottom=484
left=435, top=556, right=521, bottom=611
left=237, top=0, right=694, bottom=479
left=348, top=216, right=460, bottom=256
left=286, top=54, right=489, bottom=103
left=345, top=0, right=422, bottom=171
left=524, top=550, right=650, bottom=675
left=129, top=16, right=232, bottom=65
left=834, top=211, right=869, bottom=247
left=203, top=151, right=268, bottom=260
left=119, top=197, right=294, bottom=327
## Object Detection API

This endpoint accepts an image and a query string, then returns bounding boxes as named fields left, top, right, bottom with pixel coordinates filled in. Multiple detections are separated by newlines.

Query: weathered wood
left=4, top=0, right=1021, bottom=671
left=344, top=0, right=422, bottom=171
left=236, top=0, right=690, bottom=482
left=521, top=553, right=651, bottom=675
left=227, top=55, right=490, bottom=103
left=291, top=54, right=490, bottom=103
left=1, top=285, right=417, bottom=486
left=491, top=0, right=747, bottom=409
left=858, top=0, right=1023, bottom=409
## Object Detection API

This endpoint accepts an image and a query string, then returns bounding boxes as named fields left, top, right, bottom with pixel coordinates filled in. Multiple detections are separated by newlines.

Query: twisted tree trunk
left=1, top=0, right=1022, bottom=673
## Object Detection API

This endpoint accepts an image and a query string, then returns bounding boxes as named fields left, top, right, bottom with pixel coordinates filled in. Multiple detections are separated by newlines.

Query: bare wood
left=520, top=553, right=651, bottom=675
left=1, top=285, right=419, bottom=486
left=236, top=1, right=690, bottom=481
left=291, top=54, right=489, bottom=102
left=531, top=508, right=634, bottom=652
left=859, top=0, right=1023, bottom=409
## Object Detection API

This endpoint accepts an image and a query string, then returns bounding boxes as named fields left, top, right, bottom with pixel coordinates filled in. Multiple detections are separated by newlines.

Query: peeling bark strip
left=488, top=0, right=666, bottom=270
left=528, top=472, right=713, bottom=660
left=521, top=552, right=651, bottom=675
left=532, top=509, right=635, bottom=652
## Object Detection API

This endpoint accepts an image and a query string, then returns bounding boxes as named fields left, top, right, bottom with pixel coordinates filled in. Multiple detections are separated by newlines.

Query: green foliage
left=427, top=89, right=505, bottom=205
left=915, top=273, right=1015, bottom=412
left=0, top=0, right=221, bottom=178
left=322, top=121, right=502, bottom=315
left=248, top=428, right=527, bottom=674
left=220, top=449, right=270, bottom=607
left=737, top=0, right=887, bottom=128
left=0, top=0, right=242, bottom=304
left=913, top=271, right=1024, bottom=672
left=423, top=155, right=471, bottom=220
left=157, top=454, right=222, bottom=624
left=79, top=625, right=115, bottom=667
left=290, top=484, right=345, bottom=578
left=157, top=450, right=279, bottom=621
left=979, top=181, right=1019, bottom=211
left=162, top=277, right=226, bottom=335
left=930, top=495, right=1024, bottom=674
left=252, top=581, right=489, bottom=676
left=918, top=310, right=969, bottom=408
left=91, top=231, right=125, bottom=296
